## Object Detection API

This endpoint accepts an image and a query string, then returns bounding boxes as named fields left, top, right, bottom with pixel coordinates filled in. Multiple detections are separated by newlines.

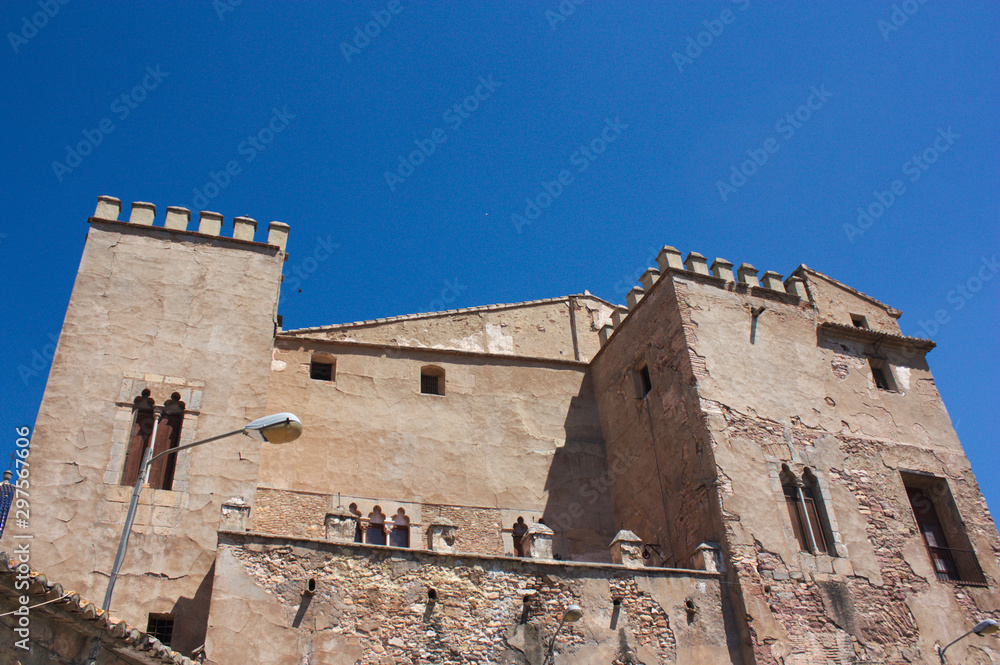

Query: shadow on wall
left=170, top=561, right=215, bottom=656
left=541, top=377, right=618, bottom=562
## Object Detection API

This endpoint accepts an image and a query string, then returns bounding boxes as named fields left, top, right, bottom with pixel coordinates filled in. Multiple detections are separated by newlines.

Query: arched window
left=781, top=465, right=832, bottom=555
left=420, top=365, right=445, bottom=396
left=350, top=503, right=363, bottom=543
left=389, top=508, right=410, bottom=548
left=366, top=506, right=386, bottom=545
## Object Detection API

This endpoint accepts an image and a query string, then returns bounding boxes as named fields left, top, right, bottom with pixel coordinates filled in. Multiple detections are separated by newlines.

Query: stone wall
left=204, top=531, right=743, bottom=665
left=27, top=206, right=286, bottom=654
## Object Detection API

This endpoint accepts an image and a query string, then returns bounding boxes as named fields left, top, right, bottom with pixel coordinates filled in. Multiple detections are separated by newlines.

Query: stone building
left=6, top=195, right=1000, bottom=664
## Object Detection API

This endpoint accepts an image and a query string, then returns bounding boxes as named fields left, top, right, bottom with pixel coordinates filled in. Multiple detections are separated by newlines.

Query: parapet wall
left=91, top=195, right=290, bottom=251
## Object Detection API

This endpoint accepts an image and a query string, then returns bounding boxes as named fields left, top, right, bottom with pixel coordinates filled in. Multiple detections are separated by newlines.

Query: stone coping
left=283, top=293, right=616, bottom=334
left=591, top=265, right=805, bottom=364
left=218, top=530, right=722, bottom=580
left=90, top=218, right=283, bottom=254
left=818, top=321, right=935, bottom=352
left=273, top=334, right=593, bottom=367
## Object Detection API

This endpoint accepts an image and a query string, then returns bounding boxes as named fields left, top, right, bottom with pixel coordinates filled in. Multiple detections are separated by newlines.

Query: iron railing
left=927, top=546, right=988, bottom=587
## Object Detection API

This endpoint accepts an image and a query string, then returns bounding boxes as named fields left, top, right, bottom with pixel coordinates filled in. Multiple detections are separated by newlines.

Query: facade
left=5, top=194, right=999, bottom=664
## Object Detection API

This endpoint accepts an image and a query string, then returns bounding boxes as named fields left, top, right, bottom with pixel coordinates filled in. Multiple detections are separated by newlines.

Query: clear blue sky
left=1, top=4, right=997, bottom=512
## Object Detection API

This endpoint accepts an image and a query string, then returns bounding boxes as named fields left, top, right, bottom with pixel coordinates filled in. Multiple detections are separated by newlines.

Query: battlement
left=598, top=245, right=807, bottom=346
left=91, top=195, right=290, bottom=251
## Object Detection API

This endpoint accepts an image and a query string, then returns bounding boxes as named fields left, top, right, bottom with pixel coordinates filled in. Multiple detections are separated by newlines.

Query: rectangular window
left=421, top=373, right=441, bottom=395
left=782, top=476, right=832, bottom=556
left=310, top=361, right=333, bottom=381
left=868, top=357, right=898, bottom=392
left=633, top=363, right=652, bottom=399
left=146, top=614, right=174, bottom=647
left=902, top=473, right=986, bottom=586
left=851, top=314, right=869, bottom=329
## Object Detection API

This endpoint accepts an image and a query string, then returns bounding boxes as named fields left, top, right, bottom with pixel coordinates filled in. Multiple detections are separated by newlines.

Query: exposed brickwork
left=423, top=504, right=504, bottom=555
left=254, top=487, right=328, bottom=539
left=213, top=535, right=725, bottom=664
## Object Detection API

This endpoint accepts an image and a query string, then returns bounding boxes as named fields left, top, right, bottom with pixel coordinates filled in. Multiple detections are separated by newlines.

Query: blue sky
left=1, top=3, right=997, bottom=512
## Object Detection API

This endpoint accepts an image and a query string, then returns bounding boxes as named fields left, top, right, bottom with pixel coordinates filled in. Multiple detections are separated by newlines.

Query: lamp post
left=543, top=604, right=583, bottom=665
left=101, top=412, right=303, bottom=612
left=938, top=619, right=999, bottom=662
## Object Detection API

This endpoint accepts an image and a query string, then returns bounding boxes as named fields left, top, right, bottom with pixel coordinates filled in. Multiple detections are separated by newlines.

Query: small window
left=310, top=354, right=336, bottom=381
left=366, top=506, right=386, bottom=545
left=902, top=473, right=986, bottom=586
left=420, top=366, right=445, bottom=396
left=512, top=516, right=528, bottom=557
left=851, top=314, right=869, bottom=329
left=147, top=614, right=174, bottom=647
left=868, top=357, right=897, bottom=392
left=633, top=363, right=652, bottom=398
left=389, top=508, right=410, bottom=548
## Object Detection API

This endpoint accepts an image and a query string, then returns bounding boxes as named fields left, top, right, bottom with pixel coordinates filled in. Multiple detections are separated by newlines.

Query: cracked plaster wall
left=26, top=221, right=284, bottom=653
left=673, top=272, right=1000, bottom=663
left=260, top=338, right=616, bottom=562
left=294, top=296, right=615, bottom=363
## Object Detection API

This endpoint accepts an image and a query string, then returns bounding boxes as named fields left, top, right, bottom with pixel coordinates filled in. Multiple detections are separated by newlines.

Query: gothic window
left=389, top=508, right=410, bottom=547
left=120, top=390, right=185, bottom=490
left=122, top=390, right=156, bottom=486
left=366, top=506, right=387, bottom=545
left=781, top=466, right=832, bottom=556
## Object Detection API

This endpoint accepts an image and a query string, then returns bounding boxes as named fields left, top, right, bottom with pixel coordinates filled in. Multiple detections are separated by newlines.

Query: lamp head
left=243, top=413, right=303, bottom=443
left=562, top=605, right=583, bottom=623
left=974, top=619, right=999, bottom=635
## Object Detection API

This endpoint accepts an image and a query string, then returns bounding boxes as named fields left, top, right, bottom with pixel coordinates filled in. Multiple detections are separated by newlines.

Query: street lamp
left=938, top=619, right=999, bottom=662
left=101, top=412, right=303, bottom=612
left=543, top=604, right=583, bottom=665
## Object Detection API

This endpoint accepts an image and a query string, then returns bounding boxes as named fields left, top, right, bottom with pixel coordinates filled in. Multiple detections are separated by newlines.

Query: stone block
left=268, top=221, right=290, bottom=251
left=656, top=245, right=684, bottom=272
left=761, top=270, right=784, bottom=291
left=598, top=324, right=614, bottom=346
left=199, top=211, right=224, bottom=236
left=684, top=252, right=709, bottom=275
left=736, top=263, right=760, bottom=287
left=525, top=522, right=554, bottom=560
left=164, top=206, right=190, bottom=231
left=611, top=306, right=627, bottom=327
left=711, top=258, right=734, bottom=282
left=693, top=541, right=724, bottom=573
left=639, top=268, right=659, bottom=292
left=220, top=498, right=251, bottom=531
left=325, top=507, right=358, bottom=543
left=427, top=518, right=458, bottom=554
left=626, top=287, right=644, bottom=309
left=784, top=276, right=807, bottom=299
left=94, top=195, right=121, bottom=221
left=129, top=201, right=156, bottom=225
left=609, top=530, right=643, bottom=568
left=233, top=216, right=257, bottom=242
